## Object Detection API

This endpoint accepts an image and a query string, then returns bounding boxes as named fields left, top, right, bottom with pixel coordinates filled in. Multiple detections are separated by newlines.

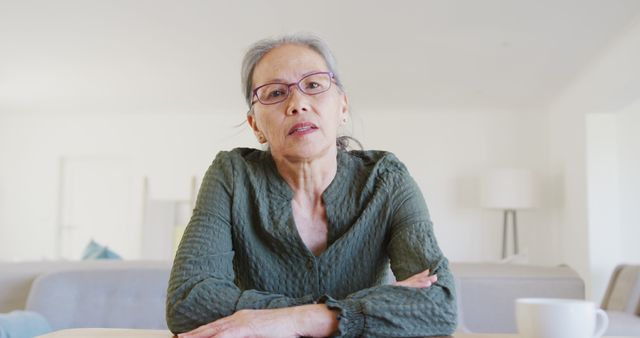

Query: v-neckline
left=263, top=151, right=351, bottom=259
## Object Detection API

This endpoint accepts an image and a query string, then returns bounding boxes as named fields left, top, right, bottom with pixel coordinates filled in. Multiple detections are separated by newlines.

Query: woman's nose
left=285, top=86, right=310, bottom=115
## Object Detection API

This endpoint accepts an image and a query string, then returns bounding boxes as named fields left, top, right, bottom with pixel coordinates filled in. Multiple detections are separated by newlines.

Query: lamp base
left=501, top=209, right=519, bottom=259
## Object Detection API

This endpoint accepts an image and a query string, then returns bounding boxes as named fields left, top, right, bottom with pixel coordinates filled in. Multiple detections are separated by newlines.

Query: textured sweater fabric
left=166, top=148, right=457, bottom=337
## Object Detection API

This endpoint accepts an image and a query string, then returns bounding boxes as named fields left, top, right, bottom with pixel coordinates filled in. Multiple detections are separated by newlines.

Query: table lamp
left=481, top=168, right=536, bottom=259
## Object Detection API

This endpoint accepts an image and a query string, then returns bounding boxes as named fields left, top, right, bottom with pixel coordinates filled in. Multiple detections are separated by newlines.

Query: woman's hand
left=394, top=269, right=438, bottom=288
left=177, top=304, right=338, bottom=338
left=177, top=308, right=297, bottom=338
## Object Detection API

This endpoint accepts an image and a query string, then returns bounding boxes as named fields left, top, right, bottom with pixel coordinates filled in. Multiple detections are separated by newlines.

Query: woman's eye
left=306, top=82, right=321, bottom=89
left=268, top=89, right=285, bottom=98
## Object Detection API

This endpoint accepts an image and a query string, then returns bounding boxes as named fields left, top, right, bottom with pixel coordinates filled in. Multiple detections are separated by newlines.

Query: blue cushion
left=81, top=239, right=122, bottom=260
left=0, top=311, right=51, bottom=338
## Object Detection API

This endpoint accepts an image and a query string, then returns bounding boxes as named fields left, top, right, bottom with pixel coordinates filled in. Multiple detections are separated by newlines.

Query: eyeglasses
left=251, top=71, right=334, bottom=106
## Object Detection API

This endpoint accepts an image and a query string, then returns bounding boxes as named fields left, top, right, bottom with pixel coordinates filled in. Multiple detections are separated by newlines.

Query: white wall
left=0, top=113, right=255, bottom=260
left=0, top=110, right=554, bottom=264
left=586, top=114, right=622, bottom=303
left=586, top=102, right=640, bottom=303
left=548, top=16, right=640, bottom=300
left=617, top=102, right=640, bottom=263
left=356, top=111, right=556, bottom=264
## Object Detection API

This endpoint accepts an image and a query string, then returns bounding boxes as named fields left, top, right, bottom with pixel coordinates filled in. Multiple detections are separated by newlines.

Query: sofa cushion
left=0, top=261, right=99, bottom=313
left=25, top=268, right=169, bottom=330
left=0, top=311, right=51, bottom=338
left=81, top=240, right=122, bottom=260
left=0, top=260, right=169, bottom=313
left=601, top=264, right=640, bottom=314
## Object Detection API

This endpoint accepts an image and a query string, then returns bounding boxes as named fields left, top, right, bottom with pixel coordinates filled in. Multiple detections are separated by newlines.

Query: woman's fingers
left=177, top=326, right=212, bottom=338
left=178, top=308, right=296, bottom=338
left=394, top=269, right=438, bottom=288
left=178, top=320, right=227, bottom=338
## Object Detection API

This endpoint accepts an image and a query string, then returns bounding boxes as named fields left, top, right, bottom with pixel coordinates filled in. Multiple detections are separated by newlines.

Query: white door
left=58, top=157, right=140, bottom=259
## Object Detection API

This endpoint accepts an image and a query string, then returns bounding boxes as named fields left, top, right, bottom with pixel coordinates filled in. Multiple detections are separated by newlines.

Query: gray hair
left=241, top=33, right=345, bottom=111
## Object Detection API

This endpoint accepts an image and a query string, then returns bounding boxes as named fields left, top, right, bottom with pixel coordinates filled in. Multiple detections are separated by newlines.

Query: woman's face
left=247, top=44, right=348, bottom=162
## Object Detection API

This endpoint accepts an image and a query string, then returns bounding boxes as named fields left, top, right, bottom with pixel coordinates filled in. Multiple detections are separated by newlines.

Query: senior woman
left=166, top=34, right=457, bottom=338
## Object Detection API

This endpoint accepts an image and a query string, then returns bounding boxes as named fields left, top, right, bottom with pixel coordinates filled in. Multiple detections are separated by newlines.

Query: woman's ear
left=340, top=93, right=350, bottom=124
left=247, top=114, right=267, bottom=144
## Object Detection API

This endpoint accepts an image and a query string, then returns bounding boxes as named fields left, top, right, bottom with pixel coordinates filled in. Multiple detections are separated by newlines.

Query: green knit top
left=166, top=148, right=457, bottom=337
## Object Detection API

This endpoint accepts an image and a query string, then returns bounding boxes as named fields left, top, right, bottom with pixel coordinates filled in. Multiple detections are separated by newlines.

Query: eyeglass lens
left=255, top=73, right=332, bottom=105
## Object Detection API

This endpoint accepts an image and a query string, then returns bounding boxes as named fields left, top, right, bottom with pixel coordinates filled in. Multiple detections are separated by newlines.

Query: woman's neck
left=272, top=147, right=338, bottom=203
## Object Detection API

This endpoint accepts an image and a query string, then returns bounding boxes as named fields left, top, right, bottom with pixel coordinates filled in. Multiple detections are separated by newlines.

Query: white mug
left=516, top=298, right=609, bottom=338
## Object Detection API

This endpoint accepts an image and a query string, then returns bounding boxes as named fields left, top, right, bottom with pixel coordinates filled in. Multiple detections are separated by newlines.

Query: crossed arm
left=166, top=154, right=457, bottom=337
left=176, top=269, right=439, bottom=338
left=167, top=210, right=456, bottom=338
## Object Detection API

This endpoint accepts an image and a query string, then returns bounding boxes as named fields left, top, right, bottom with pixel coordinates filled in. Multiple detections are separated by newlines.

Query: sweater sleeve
left=165, top=152, right=314, bottom=334
left=319, top=171, right=458, bottom=338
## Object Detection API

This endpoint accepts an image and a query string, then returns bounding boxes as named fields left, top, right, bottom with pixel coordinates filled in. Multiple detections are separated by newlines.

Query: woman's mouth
left=288, top=122, right=318, bottom=136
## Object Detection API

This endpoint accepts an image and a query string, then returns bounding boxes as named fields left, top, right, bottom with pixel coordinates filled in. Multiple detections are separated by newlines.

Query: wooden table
left=37, top=329, right=172, bottom=338
left=35, top=328, right=636, bottom=338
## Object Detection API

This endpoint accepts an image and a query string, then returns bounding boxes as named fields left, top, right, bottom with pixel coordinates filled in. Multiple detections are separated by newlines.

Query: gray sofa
left=26, top=268, right=169, bottom=330
left=0, top=260, right=585, bottom=333
left=1, top=261, right=171, bottom=330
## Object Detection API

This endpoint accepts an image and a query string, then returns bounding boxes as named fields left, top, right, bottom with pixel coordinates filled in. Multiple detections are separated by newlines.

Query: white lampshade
left=481, top=168, right=536, bottom=210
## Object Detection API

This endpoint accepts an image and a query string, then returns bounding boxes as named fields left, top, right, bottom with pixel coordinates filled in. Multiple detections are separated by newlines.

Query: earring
left=258, top=134, right=266, bottom=143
